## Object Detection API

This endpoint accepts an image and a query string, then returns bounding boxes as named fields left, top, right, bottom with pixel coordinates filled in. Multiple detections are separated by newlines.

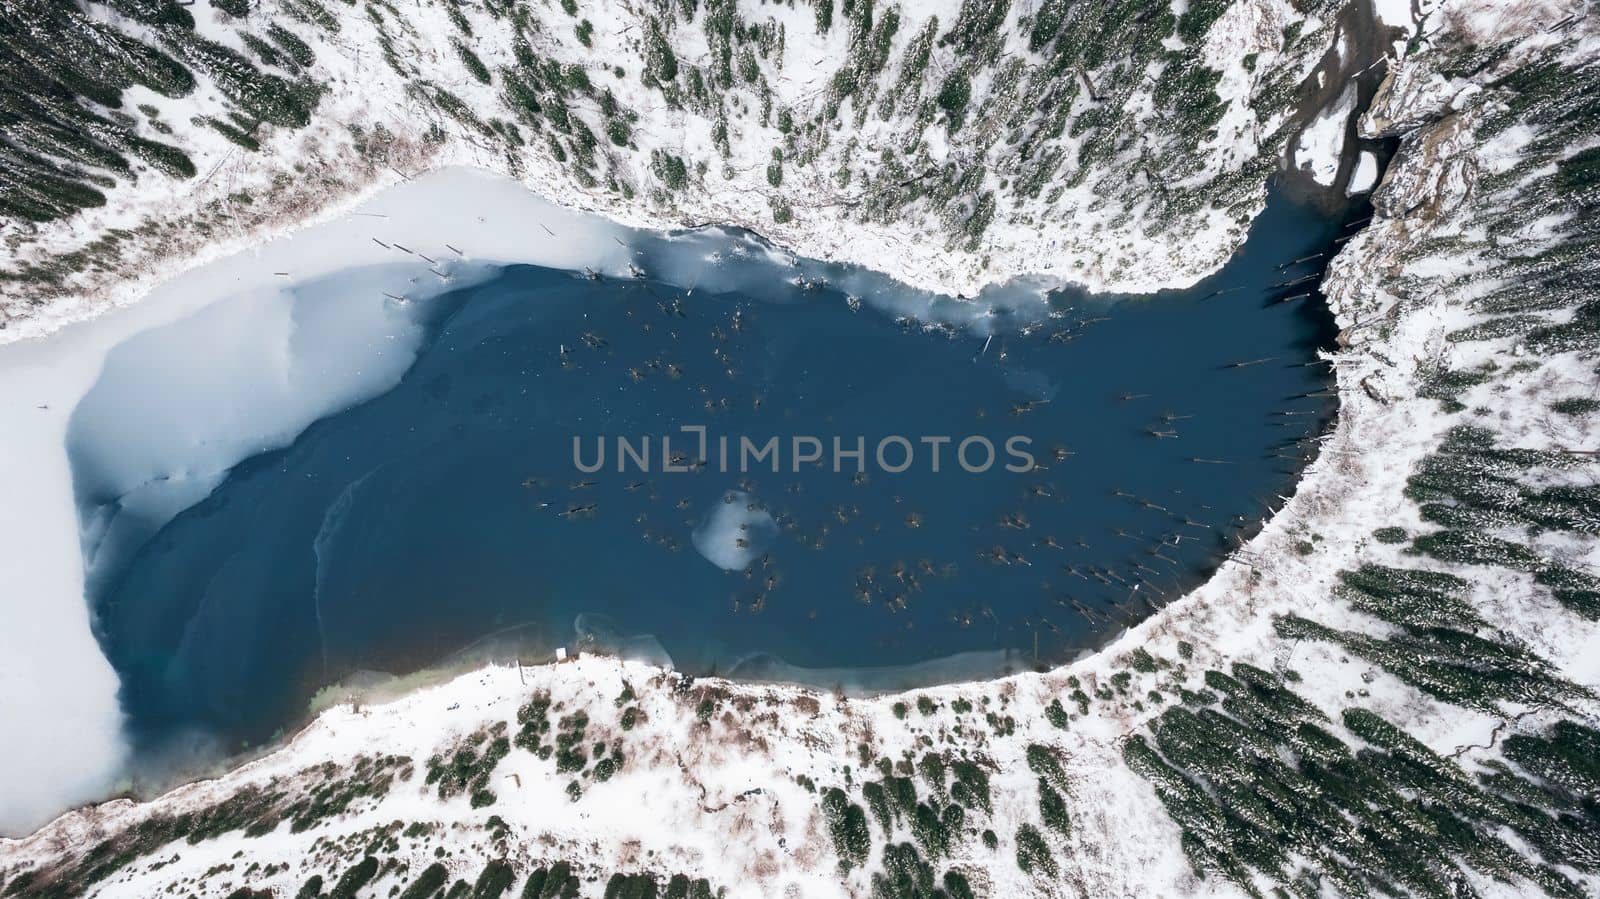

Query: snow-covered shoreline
left=0, top=132, right=1243, bottom=350
left=2, top=0, right=1373, bottom=346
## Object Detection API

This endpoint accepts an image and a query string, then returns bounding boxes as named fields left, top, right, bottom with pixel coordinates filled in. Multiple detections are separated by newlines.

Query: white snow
left=1348, top=150, right=1380, bottom=193
left=1372, top=0, right=1419, bottom=34
left=0, top=339, right=128, bottom=838
left=1297, top=82, right=1358, bottom=186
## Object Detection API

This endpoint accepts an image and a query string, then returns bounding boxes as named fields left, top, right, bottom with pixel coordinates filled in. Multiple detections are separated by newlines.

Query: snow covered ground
left=2, top=0, right=1352, bottom=345
left=1295, top=81, right=1358, bottom=185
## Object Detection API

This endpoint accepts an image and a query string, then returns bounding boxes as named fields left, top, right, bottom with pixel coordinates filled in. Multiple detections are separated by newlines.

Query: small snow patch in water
left=1349, top=151, right=1380, bottom=194
left=691, top=490, right=777, bottom=571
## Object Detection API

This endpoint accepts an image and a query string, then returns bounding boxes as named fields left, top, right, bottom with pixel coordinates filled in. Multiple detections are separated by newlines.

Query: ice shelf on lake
left=0, top=167, right=1079, bottom=835
left=0, top=169, right=633, bottom=835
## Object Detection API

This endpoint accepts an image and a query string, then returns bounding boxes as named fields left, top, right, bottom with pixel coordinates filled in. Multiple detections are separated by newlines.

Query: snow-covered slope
left=2, top=0, right=1375, bottom=344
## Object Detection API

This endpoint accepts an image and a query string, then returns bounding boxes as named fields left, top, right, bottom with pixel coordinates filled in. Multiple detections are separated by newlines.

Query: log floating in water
left=1277, top=252, right=1325, bottom=269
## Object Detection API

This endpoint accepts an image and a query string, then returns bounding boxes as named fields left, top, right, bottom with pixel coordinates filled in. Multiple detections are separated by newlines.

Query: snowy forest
left=2, top=1, right=1598, bottom=898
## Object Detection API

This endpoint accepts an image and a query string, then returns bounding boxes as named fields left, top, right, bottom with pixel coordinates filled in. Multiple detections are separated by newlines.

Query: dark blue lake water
left=79, top=184, right=1359, bottom=750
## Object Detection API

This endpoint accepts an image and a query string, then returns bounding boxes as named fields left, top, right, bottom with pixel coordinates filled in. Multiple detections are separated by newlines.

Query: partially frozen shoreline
left=0, top=165, right=1227, bottom=837
left=0, top=168, right=632, bottom=836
